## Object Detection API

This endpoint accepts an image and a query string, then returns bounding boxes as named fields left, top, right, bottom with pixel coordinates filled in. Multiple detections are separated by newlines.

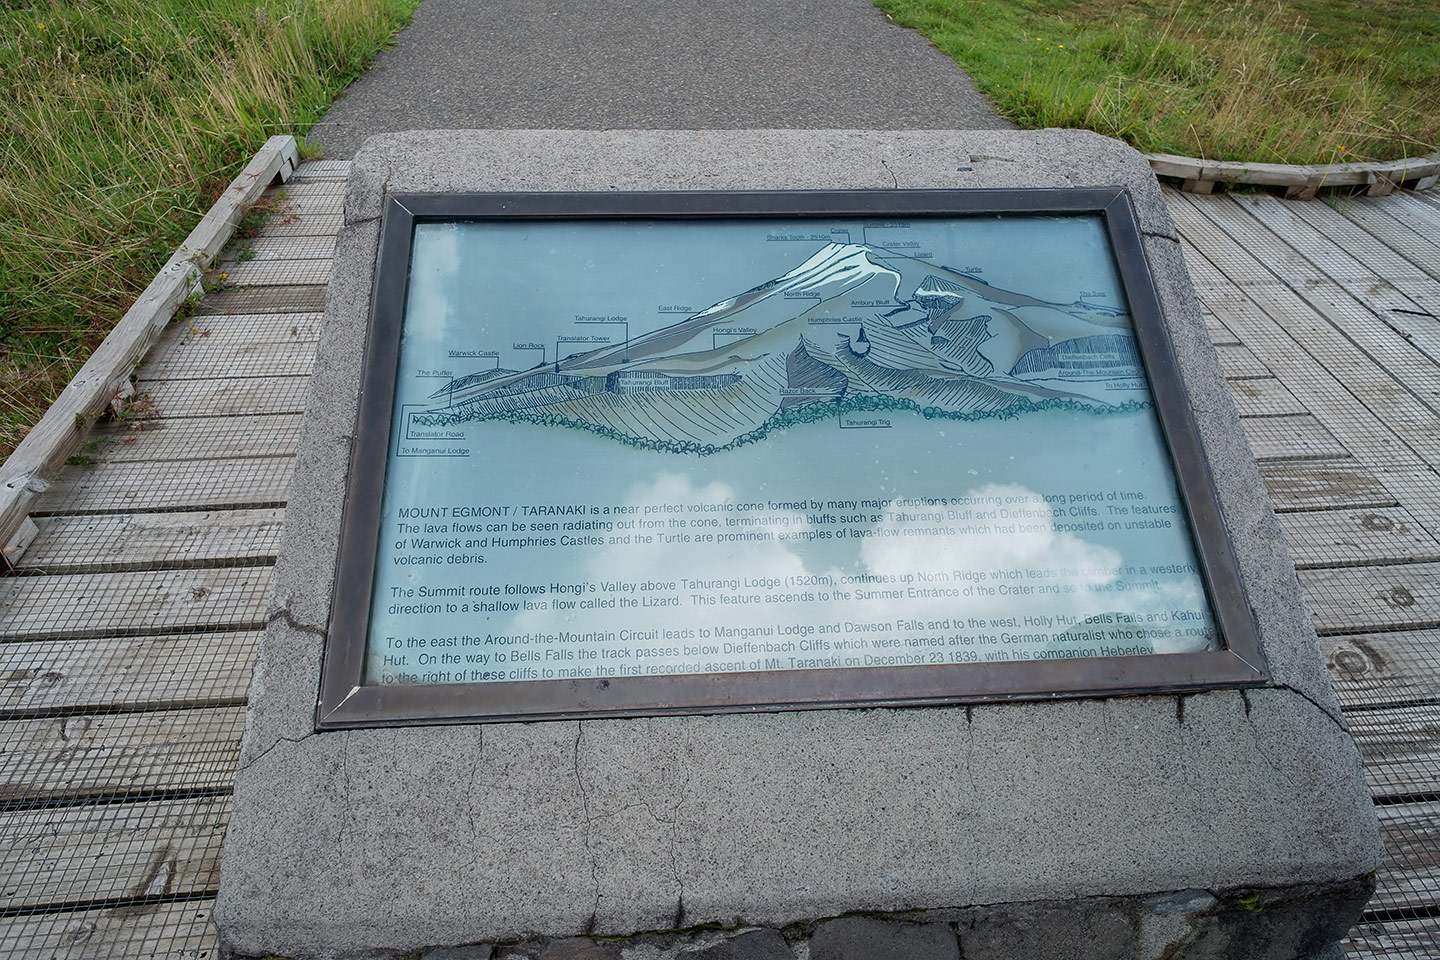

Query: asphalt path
left=311, top=0, right=1012, bottom=157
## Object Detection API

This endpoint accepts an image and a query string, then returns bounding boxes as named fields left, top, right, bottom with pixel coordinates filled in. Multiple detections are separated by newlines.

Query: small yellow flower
left=1059, top=44, right=1064, bottom=49
left=219, top=273, right=228, bottom=279
left=37, top=23, right=46, bottom=29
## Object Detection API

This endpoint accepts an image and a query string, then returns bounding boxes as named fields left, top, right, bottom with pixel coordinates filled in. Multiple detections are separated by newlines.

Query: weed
left=874, top=0, right=1438, bottom=165
left=0, top=0, right=421, bottom=458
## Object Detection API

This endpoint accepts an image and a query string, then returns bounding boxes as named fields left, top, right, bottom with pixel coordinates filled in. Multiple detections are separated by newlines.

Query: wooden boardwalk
left=1, top=163, right=1438, bottom=957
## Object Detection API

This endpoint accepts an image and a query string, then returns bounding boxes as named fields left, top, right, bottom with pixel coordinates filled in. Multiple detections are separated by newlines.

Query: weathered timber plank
left=1323, top=629, right=1440, bottom=709
left=1174, top=208, right=1440, bottom=472
left=1226, top=377, right=1307, bottom=417
left=1202, top=309, right=1240, bottom=346
left=35, top=458, right=293, bottom=514
left=1383, top=190, right=1440, bottom=233
left=192, top=285, right=328, bottom=315
left=0, top=630, right=260, bottom=715
left=134, top=377, right=312, bottom=419
left=1369, top=801, right=1440, bottom=914
left=0, top=137, right=298, bottom=564
left=1299, top=562, right=1440, bottom=634
left=0, top=567, right=271, bottom=641
left=1146, top=150, right=1440, bottom=189
left=276, top=179, right=347, bottom=199
left=1331, top=195, right=1440, bottom=283
left=1214, top=343, right=1271, bottom=378
left=1283, top=198, right=1440, bottom=320
left=213, top=258, right=333, bottom=288
left=1239, top=415, right=1348, bottom=460
left=1347, top=704, right=1440, bottom=797
left=135, top=340, right=317, bottom=380
left=1279, top=506, right=1440, bottom=569
left=154, top=312, right=322, bottom=345
left=290, top=158, right=352, bottom=180
left=1345, top=916, right=1440, bottom=960
left=1180, top=194, right=1440, bottom=416
left=85, top=415, right=301, bottom=463
left=240, top=236, right=336, bottom=261
left=255, top=214, right=343, bottom=239
left=0, top=705, right=244, bottom=802
left=1259, top=460, right=1396, bottom=512
left=1238, top=194, right=1440, bottom=323
left=0, top=795, right=227, bottom=910
left=14, top=510, right=283, bottom=573
left=0, top=898, right=216, bottom=959
left=276, top=191, right=342, bottom=218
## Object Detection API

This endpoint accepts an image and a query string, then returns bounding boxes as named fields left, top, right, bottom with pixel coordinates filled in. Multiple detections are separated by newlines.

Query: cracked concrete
left=216, top=131, right=1381, bottom=960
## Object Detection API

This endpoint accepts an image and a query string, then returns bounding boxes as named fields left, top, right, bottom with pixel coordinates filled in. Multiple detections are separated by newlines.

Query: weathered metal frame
left=316, top=188, right=1268, bottom=729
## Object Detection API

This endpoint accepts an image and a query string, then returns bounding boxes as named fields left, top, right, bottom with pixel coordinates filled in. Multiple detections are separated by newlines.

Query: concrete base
left=215, top=130, right=1382, bottom=960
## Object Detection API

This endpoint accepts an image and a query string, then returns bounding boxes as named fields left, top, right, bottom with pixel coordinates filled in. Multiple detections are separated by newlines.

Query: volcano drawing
left=415, top=242, right=1145, bottom=452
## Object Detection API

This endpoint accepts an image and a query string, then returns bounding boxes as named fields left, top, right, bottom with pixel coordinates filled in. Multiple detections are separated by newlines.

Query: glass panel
left=363, top=215, right=1218, bottom=687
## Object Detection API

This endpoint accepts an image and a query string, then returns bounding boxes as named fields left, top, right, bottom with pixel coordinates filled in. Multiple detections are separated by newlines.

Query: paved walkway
left=310, top=0, right=1012, bottom=157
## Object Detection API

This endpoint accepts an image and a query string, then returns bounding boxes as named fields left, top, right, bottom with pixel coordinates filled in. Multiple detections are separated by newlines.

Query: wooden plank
left=33, top=457, right=294, bottom=514
left=1369, top=801, right=1440, bottom=914
left=1323, top=629, right=1440, bottom=709
left=134, top=377, right=312, bottom=419
left=1240, top=415, right=1348, bottom=460
left=192, top=285, right=328, bottom=315
left=1182, top=194, right=1440, bottom=418
left=0, top=137, right=299, bottom=564
left=1331, top=196, right=1440, bottom=283
left=1279, top=507, right=1440, bottom=569
left=134, top=340, right=318, bottom=380
left=255, top=213, right=343, bottom=239
left=14, top=509, right=284, bottom=573
left=213, top=258, right=333, bottom=288
left=1383, top=190, right=1440, bottom=233
left=0, top=705, right=244, bottom=802
left=1214, top=343, right=1271, bottom=378
left=276, top=180, right=347, bottom=199
left=84, top=415, right=301, bottom=463
left=1146, top=150, right=1440, bottom=189
left=0, top=796, right=227, bottom=910
left=154, top=312, right=322, bottom=345
left=290, top=158, right=352, bottom=180
left=1299, top=562, right=1440, bottom=635
left=0, top=630, right=260, bottom=715
left=1173, top=201, right=1440, bottom=474
left=1259, top=460, right=1396, bottom=512
left=241, top=236, right=336, bottom=261
left=1202, top=311, right=1240, bottom=346
left=1347, top=704, right=1440, bottom=797
left=1238, top=193, right=1440, bottom=319
left=1226, top=377, right=1307, bottom=417
left=276, top=191, right=342, bottom=219
left=0, top=898, right=216, bottom=959
left=1345, top=916, right=1440, bottom=960
left=0, top=567, right=271, bottom=641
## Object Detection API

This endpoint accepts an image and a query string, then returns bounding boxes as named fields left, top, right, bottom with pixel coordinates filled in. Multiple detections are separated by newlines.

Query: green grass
left=0, top=0, right=420, bottom=458
left=875, top=0, right=1439, bottom=166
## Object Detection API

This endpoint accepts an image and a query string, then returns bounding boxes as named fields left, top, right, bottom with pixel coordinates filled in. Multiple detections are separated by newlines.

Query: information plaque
left=317, top=190, right=1266, bottom=727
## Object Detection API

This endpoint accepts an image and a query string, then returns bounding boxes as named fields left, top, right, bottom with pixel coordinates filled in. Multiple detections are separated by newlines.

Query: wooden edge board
left=1148, top=151, right=1440, bottom=189
left=0, top=136, right=300, bottom=565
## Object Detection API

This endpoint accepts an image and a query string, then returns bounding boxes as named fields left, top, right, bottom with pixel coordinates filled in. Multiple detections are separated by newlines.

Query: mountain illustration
left=416, top=242, right=1145, bottom=452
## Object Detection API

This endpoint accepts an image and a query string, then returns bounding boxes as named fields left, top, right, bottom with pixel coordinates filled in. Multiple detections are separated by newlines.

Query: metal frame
left=316, top=188, right=1268, bottom=729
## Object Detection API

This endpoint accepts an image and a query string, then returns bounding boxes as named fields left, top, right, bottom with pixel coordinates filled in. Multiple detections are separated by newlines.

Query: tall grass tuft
left=876, top=0, right=1438, bottom=166
left=0, top=0, right=419, bottom=456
